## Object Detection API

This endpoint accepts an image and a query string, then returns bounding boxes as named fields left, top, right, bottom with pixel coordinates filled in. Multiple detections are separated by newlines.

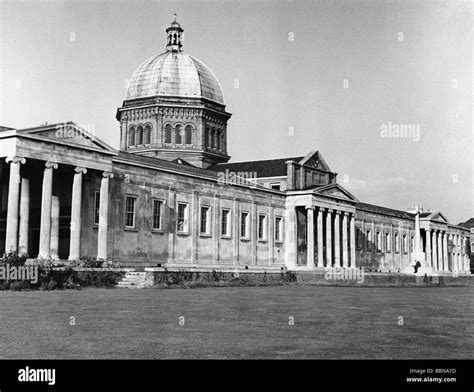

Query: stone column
left=448, top=234, right=457, bottom=272
left=285, top=205, right=297, bottom=269
left=457, top=235, right=462, bottom=272
left=69, top=167, right=87, bottom=261
left=342, top=212, right=349, bottom=268
left=18, top=178, right=30, bottom=255
left=38, top=161, right=58, bottom=259
left=326, top=209, right=333, bottom=267
left=97, top=171, right=113, bottom=260
left=334, top=211, right=341, bottom=267
left=306, top=206, right=314, bottom=268
left=453, top=234, right=458, bottom=272
left=432, top=231, right=437, bottom=270
left=453, top=234, right=462, bottom=272
left=350, top=214, right=356, bottom=268
left=50, top=196, right=60, bottom=260
left=443, top=232, right=448, bottom=271
left=463, top=237, right=470, bottom=273
left=437, top=231, right=442, bottom=272
left=317, top=207, right=324, bottom=268
left=5, top=157, right=25, bottom=253
left=425, top=229, right=432, bottom=269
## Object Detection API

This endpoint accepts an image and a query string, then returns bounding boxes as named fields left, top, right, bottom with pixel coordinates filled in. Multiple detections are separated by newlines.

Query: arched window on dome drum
left=205, top=127, right=210, bottom=148
left=136, top=125, right=143, bottom=145
left=185, top=125, right=192, bottom=145
left=211, top=128, right=216, bottom=149
left=165, top=124, right=172, bottom=144
left=143, top=125, right=151, bottom=144
left=128, top=127, right=136, bottom=147
left=175, top=124, right=183, bottom=145
left=216, top=130, right=222, bottom=151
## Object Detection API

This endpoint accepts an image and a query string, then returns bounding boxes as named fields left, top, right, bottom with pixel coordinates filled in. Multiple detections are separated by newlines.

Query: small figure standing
left=413, top=261, right=421, bottom=273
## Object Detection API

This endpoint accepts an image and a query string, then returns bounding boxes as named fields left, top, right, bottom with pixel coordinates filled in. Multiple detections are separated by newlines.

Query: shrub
left=0, top=251, right=28, bottom=267
left=75, top=271, right=125, bottom=288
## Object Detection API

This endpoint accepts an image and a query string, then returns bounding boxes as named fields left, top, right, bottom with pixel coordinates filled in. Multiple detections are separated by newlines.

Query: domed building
left=117, top=17, right=231, bottom=168
left=0, top=17, right=470, bottom=278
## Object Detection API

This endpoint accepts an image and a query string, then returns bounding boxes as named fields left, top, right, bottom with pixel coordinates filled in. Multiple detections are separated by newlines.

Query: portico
left=420, top=212, right=469, bottom=274
left=0, top=123, right=115, bottom=260
left=286, top=184, right=358, bottom=270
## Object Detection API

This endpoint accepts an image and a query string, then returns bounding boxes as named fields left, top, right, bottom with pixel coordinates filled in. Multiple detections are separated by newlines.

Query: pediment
left=314, top=183, right=358, bottom=201
left=299, top=150, right=331, bottom=172
left=428, top=211, right=448, bottom=223
left=19, top=122, right=114, bottom=151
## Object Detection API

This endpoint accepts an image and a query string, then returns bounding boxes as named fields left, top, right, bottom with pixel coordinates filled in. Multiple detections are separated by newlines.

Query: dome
left=126, top=51, right=225, bottom=104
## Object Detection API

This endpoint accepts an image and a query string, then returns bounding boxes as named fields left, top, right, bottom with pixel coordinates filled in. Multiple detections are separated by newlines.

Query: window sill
left=199, top=233, right=212, bottom=238
left=275, top=241, right=284, bottom=245
left=220, top=235, right=232, bottom=240
left=124, top=227, right=139, bottom=232
left=240, top=238, right=250, bottom=242
left=151, top=229, right=165, bottom=234
left=258, top=239, right=268, bottom=243
left=177, top=231, right=190, bottom=236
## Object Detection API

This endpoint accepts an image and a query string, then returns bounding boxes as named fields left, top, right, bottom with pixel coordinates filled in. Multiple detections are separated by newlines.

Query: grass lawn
left=0, top=284, right=472, bottom=359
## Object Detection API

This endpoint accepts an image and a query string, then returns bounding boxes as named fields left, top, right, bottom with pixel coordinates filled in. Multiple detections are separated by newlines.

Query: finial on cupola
left=166, top=13, right=184, bottom=52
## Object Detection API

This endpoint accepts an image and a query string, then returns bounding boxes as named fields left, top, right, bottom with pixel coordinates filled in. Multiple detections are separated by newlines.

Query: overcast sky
left=1, top=0, right=472, bottom=223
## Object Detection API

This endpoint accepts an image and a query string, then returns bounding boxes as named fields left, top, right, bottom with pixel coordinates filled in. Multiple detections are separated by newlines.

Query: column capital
left=305, top=205, right=315, bottom=210
left=45, top=161, right=58, bottom=170
left=327, top=209, right=333, bottom=213
left=74, top=166, right=87, bottom=174
left=102, top=171, right=114, bottom=179
left=343, top=211, right=350, bottom=216
left=5, top=156, right=26, bottom=165
left=335, top=210, right=341, bottom=215
left=318, top=207, right=325, bottom=212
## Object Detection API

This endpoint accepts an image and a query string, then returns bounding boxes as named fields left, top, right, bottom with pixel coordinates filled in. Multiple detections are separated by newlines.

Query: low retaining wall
left=143, top=269, right=296, bottom=288
left=141, top=268, right=473, bottom=288
left=294, top=271, right=472, bottom=287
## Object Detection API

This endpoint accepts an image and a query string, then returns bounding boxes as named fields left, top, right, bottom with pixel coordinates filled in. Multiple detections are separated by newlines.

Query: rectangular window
left=356, top=228, right=362, bottom=250
left=395, top=233, right=400, bottom=252
left=94, top=191, right=100, bottom=225
left=221, top=209, right=231, bottom=236
left=403, top=234, right=408, bottom=253
left=241, top=212, right=249, bottom=238
left=177, top=203, right=189, bottom=233
left=152, top=199, right=162, bottom=230
left=258, top=214, right=268, bottom=240
left=385, top=232, right=391, bottom=252
left=125, top=196, right=137, bottom=228
left=200, top=206, right=211, bottom=235
left=366, top=230, right=371, bottom=251
left=376, top=231, right=382, bottom=251
left=275, top=216, right=283, bottom=242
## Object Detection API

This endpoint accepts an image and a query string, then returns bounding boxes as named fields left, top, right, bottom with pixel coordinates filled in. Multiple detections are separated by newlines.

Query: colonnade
left=425, top=229, right=469, bottom=273
left=4, top=157, right=113, bottom=260
left=305, top=206, right=356, bottom=268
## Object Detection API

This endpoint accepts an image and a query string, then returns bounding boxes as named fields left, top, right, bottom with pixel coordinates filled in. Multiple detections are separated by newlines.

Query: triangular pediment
left=314, top=183, right=358, bottom=201
left=19, top=122, right=115, bottom=151
left=428, top=211, right=448, bottom=223
left=299, top=150, right=331, bottom=172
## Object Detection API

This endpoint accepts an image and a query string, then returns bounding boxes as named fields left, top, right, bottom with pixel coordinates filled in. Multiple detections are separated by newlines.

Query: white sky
left=1, top=0, right=472, bottom=223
